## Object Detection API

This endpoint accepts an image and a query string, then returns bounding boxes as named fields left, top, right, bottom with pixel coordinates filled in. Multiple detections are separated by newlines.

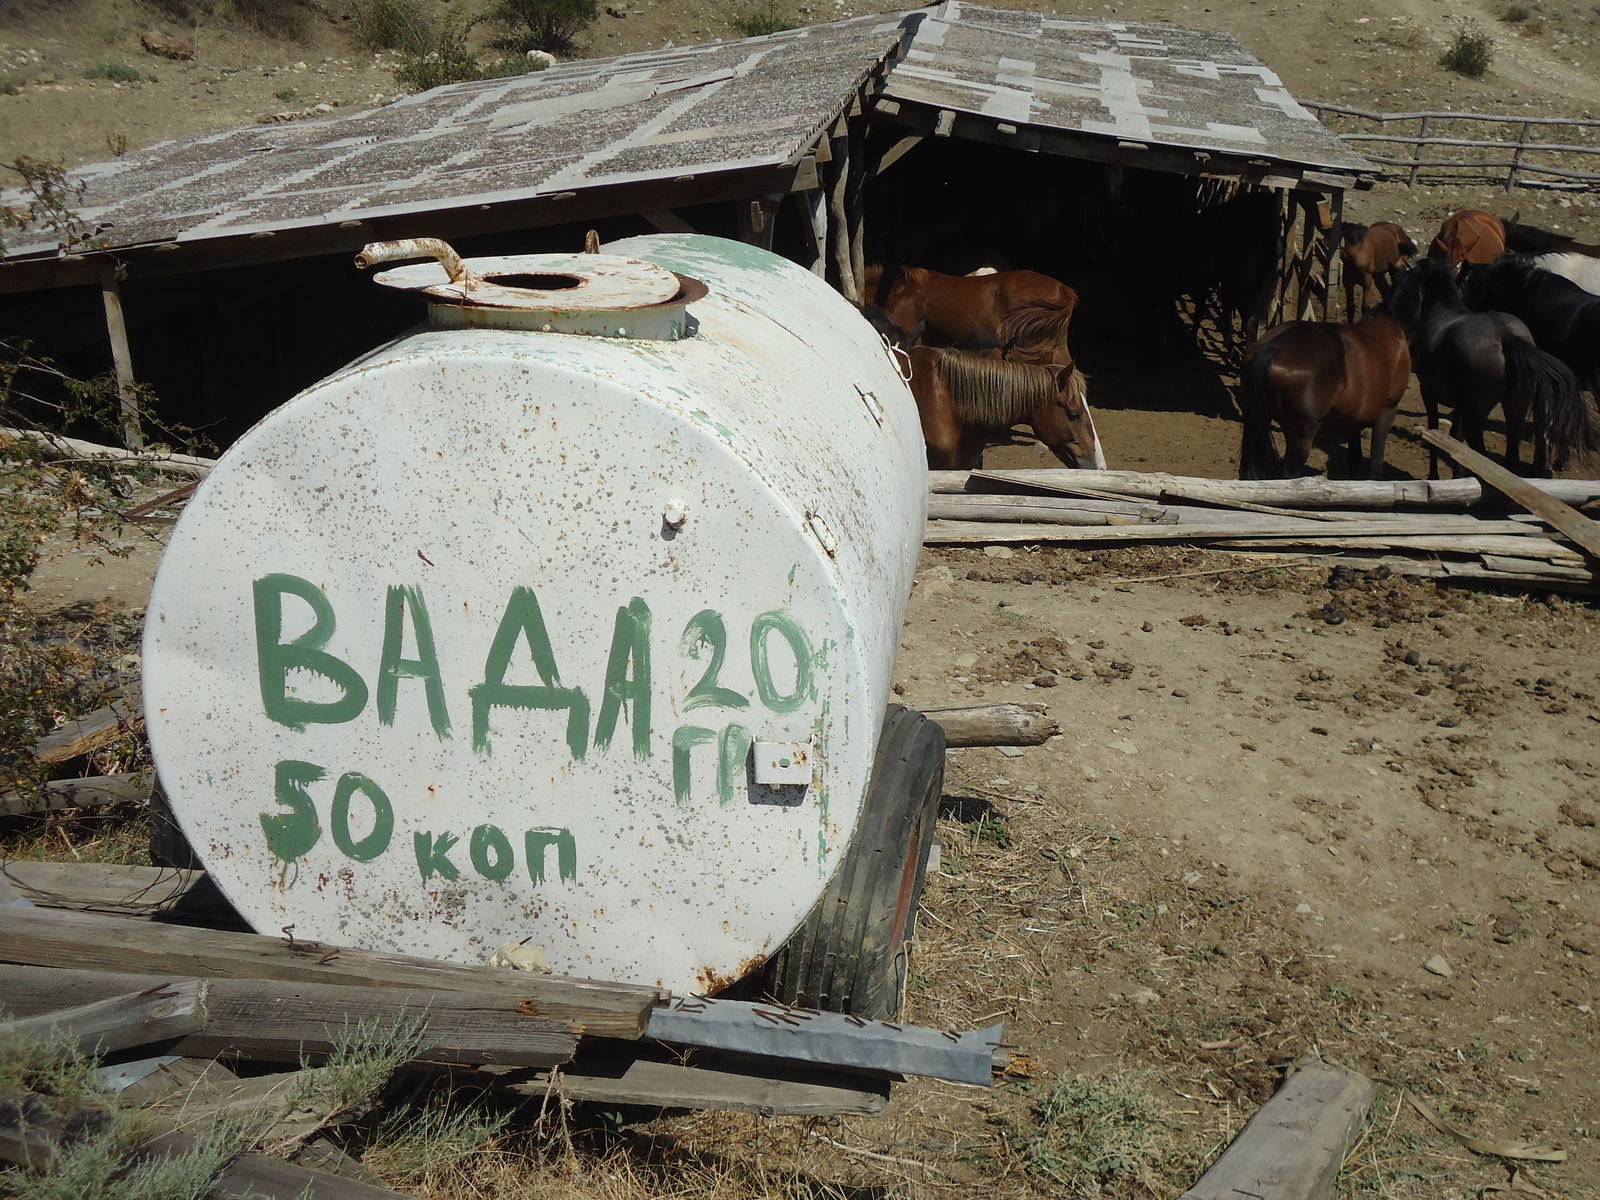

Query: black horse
left=1460, top=254, right=1600, bottom=395
left=1388, top=260, right=1598, bottom=478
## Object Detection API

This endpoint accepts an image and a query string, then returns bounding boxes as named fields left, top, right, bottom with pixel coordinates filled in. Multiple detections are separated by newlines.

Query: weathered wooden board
left=0, top=981, right=206, bottom=1059
left=0, top=905, right=663, bottom=1039
left=34, top=693, right=142, bottom=764
left=0, top=860, right=204, bottom=912
left=920, top=703, right=1057, bottom=747
left=0, top=773, right=150, bottom=817
left=924, top=518, right=1536, bottom=545
left=1180, top=1057, right=1376, bottom=1200
left=0, top=965, right=577, bottom=1067
left=930, top=468, right=1600, bottom=508
left=512, top=1056, right=890, bottom=1117
left=1212, top=534, right=1583, bottom=560
left=1422, top=427, right=1600, bottom=562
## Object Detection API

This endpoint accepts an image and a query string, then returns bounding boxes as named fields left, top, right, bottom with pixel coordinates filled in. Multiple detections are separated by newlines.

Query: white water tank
left=142, top=233, right=927, bottom=995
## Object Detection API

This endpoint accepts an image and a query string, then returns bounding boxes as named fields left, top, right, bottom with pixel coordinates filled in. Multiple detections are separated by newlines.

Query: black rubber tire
left=758, top=705, right=945, bottom=1019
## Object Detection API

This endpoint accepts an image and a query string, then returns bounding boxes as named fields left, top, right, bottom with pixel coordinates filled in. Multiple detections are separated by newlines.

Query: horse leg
left=1419, top=380, right=1443, bottom=480
left=1346, top=431, right=1363, bottom=479
left=1504, top=399, right=1529, bottom=475
left=1367, top=405, right=1398, bottom=480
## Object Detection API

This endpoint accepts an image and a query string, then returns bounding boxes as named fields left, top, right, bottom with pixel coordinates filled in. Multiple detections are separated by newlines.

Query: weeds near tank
left=1440, top=23, right=1494, bottom=76
left=1002, top=1072, right=1190, bottom=1194
left=302, top=1014, right=431, bottom=1117
left=365, top=1093, right=515, bottom=1180
left=487, top=0, right=597, bottom=55
left=0, top=1029, right=242, bottom=1200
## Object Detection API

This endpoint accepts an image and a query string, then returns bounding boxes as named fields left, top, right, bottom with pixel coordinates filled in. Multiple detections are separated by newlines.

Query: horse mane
left=1340, top=222, right=1370, bottom=243
left=997, top=296, right=1077, bottom=365
left=1503, top=220, right=1572, bottom=254
left=936, top=349, right=1062, bottom=428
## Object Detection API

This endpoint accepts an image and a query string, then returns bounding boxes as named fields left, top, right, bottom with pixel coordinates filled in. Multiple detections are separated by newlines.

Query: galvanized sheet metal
left=142, top=235, right=927, bottom=996
left=884, top=1, right=1369, bottom=173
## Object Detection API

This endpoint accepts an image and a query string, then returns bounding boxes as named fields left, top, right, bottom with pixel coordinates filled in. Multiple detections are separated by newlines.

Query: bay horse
left=1389, top=260, right=1597, bottom=477
left=1459, top=255, right=1600, bottom=395
left=908, top=345, right=1103, bottom=470
left=1340, top=221, right=1416, bottom=318
left=863, top=265, right=1079, bottom=367
left=1502, top=219, right=1600, bottom=295
left=1427, top=210, right=1507, bottom=264
left=1237, top=310, right=1410, bottom=479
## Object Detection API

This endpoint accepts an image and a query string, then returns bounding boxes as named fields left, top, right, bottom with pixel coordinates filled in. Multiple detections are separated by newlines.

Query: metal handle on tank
left=354, top=238, right=473, bottom=284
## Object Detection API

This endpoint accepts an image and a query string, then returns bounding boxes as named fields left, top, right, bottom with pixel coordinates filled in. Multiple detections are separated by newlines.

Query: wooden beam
left=829, top=134, right=856, bottom=301
left=0, top=965, right=575, bottom=1067
left=34, top=694, right=141, bottom=763
left=0, top=773, right=149, bottom=817
left=512, top=1055, right=890, bottom=1117
left=918, top=703, right=1058, bottom=747
left=0, top=905, right=663, bottom=1039
left=0, top=860, right=214, bottom=914
left=1421, top=426, right=1600, bottom=562
left=876, top=133, right=924, bottom=174
left=0, top=980, right=207, bottom=1061
left=1180, top=1056, right=1376, bottom=1200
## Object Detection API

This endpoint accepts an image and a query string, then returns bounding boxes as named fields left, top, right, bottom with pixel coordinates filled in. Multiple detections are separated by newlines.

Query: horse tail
left=1238, top=337, right=1283, bottom=480
left=998, top=296, right=1077, bottom=366
left=1505, top=337, right=1600, bottom=469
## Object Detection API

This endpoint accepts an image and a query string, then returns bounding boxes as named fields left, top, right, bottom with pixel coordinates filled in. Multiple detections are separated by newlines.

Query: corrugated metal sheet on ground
left=883, top=0, right=1368, bottom=173
left=0, top=14, right=905, bottom=258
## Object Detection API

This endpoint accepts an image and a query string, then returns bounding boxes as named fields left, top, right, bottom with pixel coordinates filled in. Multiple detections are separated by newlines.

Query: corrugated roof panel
left=0, top=14, right=902, bottom=260
left=884, top=1, right=1367, bottom=173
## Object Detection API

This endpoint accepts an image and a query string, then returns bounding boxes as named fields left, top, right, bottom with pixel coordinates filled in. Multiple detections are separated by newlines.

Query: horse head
left=1035, top=364, right=1104, bottom=470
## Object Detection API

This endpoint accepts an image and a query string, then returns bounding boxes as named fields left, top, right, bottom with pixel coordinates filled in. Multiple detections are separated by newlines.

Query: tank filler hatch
left=355, top=237, right=706, bottom=340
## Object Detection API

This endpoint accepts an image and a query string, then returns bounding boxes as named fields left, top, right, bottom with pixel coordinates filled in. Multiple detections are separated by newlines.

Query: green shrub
left=392, top=8, right=483, bottom=91
left=1007, top=1073, right=1185, bottom=1194
left=352, top=0, right=431, bottom=54
left=1440, top=24, right=1494, bottom=75
left=82, top=62, right=142, bottom=82
left=229, top=0, right=306, bottom=37
left=487, top=0, right=597, bottom=54
left=731, top=3, right=795, bottom=36
left=273, top=86, right=297, bottom=101
left=0, top=77, right=18, bottom=95
left=1500, top=3, right=1530, bottom=21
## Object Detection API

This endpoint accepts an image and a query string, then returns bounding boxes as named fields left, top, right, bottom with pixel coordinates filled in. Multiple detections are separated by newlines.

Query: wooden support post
left=847, top=112, right=867, bottom=303
left=829, top=134, right=857, bottom=302
left=736, top=198, right=764, bottom=247
left=98, top=260, right=143, bottom=450
left=1293, top=196, right=1319, bottom=322
left=1507, top=120, right=1532, bottom=193
left=803, top=188, right=827, bottom=277
left=1409, top=114, right=1431, bottom=186
left=1324, top=190, right=1343, bottom=324
left=1263, top=189, right=1293, bottom=330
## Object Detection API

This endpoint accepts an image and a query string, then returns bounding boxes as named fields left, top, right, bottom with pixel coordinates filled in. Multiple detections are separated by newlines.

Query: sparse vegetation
left=391, top=8, right=484, bottom=90
left=352, top=0, right=543, bottom=91
left=487, top=0, right=597, bottom=54
left=351, top=0, right=430, bottom=53
left=81, top=61, right=142, bottom=82
left=0, top=77, right=18, bottom=95
left=731, top=0, right=796, bottom=37
left=273, top=85, right=296, bottom=101
left=1440, top=23, right=1495, bottom=76
left=1004, top=1073, right=1189, bottom=1195
left=1500, top=3, right=1531, bottom=21
left=0, top=1031, right=241, bottom=1200
left=104, top=131, right=128, bottom=156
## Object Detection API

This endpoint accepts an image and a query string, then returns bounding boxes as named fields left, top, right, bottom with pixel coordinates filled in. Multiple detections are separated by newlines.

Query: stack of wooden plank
left=925, top=434, right=1600, bottom=593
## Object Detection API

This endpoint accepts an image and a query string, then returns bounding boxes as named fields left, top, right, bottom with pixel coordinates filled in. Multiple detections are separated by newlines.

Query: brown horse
left=908, top=345, right=1102, bottom=470
left=1427, top=210, right=1506, bottom=264
left=1238, top=311, right=1411, bottom=479
left=1340, top=221, right=1416, bottom=318
left=863, top=265, right=1079, bottom=367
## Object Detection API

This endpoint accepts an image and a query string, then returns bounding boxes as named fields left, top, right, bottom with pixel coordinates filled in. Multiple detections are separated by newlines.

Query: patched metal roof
left=883, top=1, right=1368, bottom=174
left=0, top=13, right=904, bottom=261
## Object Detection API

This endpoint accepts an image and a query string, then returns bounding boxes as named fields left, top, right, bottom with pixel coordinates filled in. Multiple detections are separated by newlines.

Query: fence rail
left=1306, top=102, right=1600, bottom=191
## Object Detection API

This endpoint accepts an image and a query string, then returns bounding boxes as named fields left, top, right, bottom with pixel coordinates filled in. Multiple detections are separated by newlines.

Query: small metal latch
left=807, top=511, right=839, bottom=557
left=753, top=742, right=812, bottom=785
left=855, top=382, right=885, bottom=425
